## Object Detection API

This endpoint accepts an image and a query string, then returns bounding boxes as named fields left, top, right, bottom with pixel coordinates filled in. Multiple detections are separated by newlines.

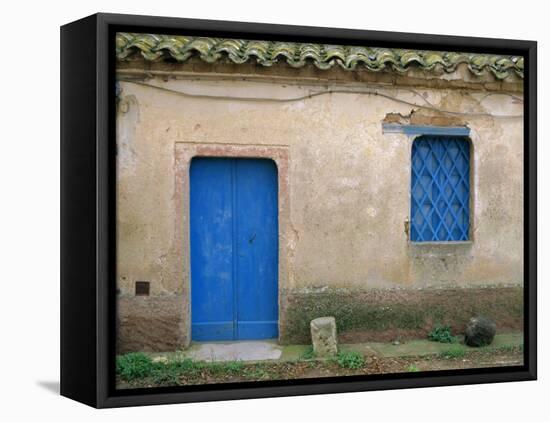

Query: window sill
left=408, top=241, right=473, bottom=257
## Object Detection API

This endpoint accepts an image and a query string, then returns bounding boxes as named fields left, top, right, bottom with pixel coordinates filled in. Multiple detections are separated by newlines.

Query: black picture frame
left=60, top=12, right=537, bottom=408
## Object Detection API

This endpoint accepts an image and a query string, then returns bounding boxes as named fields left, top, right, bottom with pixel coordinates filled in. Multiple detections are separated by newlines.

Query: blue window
left=411, top=136, right=470, bottom=242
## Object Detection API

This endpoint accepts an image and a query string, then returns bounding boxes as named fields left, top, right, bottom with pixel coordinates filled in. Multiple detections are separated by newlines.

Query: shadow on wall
left=36, top=380, right=60, bottom=395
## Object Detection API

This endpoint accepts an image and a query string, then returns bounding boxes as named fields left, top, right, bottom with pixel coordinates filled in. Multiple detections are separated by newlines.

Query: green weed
left=428, top=325, right=457, bottom=344
left=224, top=361, right=245, bottom=374
left=151, top=366, right=180, bottom=384
left=439, top=346, right=466, bottom=359
left=300, top=346, right=315, bottom=360
left=407, top=364, right=420, bottom=372
left=116, top=352, right=155, bottom=380
left=336, top=351, right=365, bottom=369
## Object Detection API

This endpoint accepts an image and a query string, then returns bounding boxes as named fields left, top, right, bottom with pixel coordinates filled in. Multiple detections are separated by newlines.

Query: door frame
left=175, top=142, right=290, bottom=347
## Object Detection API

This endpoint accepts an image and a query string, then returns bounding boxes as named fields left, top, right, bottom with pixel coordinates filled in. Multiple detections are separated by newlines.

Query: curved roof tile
left=116, top=32, right=523, bottom=80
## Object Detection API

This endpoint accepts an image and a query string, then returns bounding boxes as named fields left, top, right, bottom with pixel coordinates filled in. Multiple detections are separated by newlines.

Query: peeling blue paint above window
left=411, top=136, right=470, bottom=242
left=383, top=124, right=471, bottom=137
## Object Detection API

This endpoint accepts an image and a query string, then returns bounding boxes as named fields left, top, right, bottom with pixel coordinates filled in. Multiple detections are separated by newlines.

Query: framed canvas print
left=60, top=13, right=537, bottom=408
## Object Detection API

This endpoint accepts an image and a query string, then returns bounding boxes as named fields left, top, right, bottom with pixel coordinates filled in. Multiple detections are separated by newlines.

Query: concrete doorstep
left=183, top=340, right=282, bottom=362
left=148, top=333, right=523, bottom=364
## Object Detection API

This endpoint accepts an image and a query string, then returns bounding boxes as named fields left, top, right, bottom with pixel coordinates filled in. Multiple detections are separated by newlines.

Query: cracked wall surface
left=115, top=63, right=524, bottom=352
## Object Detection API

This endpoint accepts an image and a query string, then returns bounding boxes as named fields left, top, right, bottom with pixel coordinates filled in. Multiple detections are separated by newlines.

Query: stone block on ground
left=464, top=316, right=496, bottom=347
left=310, top=316, right=338, bottom=357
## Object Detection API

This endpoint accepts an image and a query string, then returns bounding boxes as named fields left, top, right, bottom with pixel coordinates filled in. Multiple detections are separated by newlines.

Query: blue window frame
left=411, top=135, right=470, bottom=242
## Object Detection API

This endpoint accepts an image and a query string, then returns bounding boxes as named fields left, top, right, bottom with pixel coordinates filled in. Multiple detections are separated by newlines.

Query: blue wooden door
left=190, top=157, right=278, bottom=341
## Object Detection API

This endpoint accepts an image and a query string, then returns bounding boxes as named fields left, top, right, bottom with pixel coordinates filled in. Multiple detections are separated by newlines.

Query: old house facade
left=115, top=33, right=524, bottom=353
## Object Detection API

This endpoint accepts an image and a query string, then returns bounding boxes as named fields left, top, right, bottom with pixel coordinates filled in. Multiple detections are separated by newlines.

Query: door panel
left=190, top=159, right=234, bottom=340
left=190, top=157, right=278, bottom=341
left=235, top=159, right=279, bottom=339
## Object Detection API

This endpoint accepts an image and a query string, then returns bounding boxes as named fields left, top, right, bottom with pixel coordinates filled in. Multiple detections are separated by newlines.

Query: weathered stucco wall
left=116, top=63, right=523, bottom=352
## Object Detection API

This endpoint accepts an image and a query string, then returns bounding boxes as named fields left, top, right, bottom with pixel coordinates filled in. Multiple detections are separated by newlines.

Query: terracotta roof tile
left=116, top=32, right=523, bottom=80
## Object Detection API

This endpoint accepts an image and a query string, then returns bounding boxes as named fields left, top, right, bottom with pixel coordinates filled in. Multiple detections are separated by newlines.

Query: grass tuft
left=300, top=346, right=315, bottom=360
left=407, top=364, right=420, bottom=372
left=116, top=352, right=154, bottom=380
left=438, top=346, right=466, bottom=359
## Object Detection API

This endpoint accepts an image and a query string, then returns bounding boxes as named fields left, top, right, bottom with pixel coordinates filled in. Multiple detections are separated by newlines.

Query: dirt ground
left=117, top=348, right=523, bottom=389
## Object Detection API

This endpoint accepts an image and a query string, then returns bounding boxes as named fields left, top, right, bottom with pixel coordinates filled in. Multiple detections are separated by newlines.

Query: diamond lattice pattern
left=411, top=136, right=470, bottom=242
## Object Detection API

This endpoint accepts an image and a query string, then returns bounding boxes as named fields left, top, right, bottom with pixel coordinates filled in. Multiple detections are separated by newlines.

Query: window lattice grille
left=411, top=136, right=470, bottom=242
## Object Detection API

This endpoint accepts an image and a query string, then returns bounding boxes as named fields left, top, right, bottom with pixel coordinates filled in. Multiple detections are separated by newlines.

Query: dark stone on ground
left=464, top=316, right=496, bottom=347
